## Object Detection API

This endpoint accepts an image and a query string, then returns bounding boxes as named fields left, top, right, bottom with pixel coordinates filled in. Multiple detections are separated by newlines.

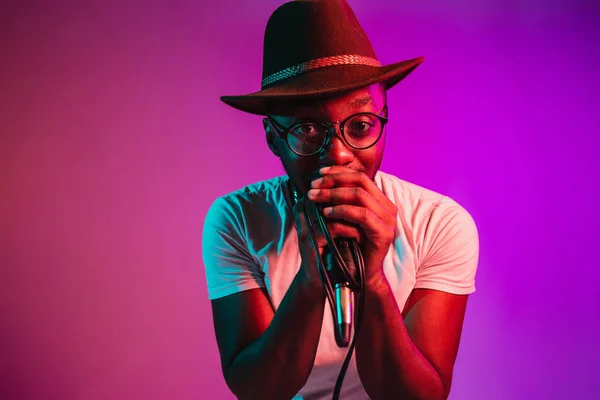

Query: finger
left=312, top=168, right=397, bottom=217
left=317, top=165, right=354, bottom=175
left=322, top=204, right=395, bottom=241
left=294, top=198, right=365, bottom=250
left=307, top=186, right=390, bottom=223
left=310, top=220, right=365, bottom=256
left=324, top=220, right=365, bottom=244
left=303, top=199, right=361, bottom=246
left=313, top=169, right=391, bottom=211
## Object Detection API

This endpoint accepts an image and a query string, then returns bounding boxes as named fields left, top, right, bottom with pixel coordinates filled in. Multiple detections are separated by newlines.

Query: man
left=202, top=0, right=479, bottom=399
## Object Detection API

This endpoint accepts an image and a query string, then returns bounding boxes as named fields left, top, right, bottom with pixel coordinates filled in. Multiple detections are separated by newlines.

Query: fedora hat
left=220, top=0, right=424, bottom=115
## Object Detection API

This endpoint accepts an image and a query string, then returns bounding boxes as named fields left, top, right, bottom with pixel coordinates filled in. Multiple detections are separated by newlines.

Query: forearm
left=227, top=268, right=326, bottom=400
left=355, top=278, right=445, bottom=400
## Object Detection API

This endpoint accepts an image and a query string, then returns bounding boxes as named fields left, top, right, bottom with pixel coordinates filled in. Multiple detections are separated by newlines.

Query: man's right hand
left=291, top=195, right=363, bottom=289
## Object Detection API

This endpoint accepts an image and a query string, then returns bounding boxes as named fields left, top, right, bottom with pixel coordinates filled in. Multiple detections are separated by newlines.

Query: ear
left=263, top=118, right=280, bottom=157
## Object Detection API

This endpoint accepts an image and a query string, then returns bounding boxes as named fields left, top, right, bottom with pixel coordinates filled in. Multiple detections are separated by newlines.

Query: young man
left=202, top=1, right=479, bottom=399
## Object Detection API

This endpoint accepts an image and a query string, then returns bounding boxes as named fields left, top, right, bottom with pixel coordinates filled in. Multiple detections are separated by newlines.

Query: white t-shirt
left=202, top=170, right=479, bottom=399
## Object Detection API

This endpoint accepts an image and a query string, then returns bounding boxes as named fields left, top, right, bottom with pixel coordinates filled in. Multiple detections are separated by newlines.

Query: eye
left=291, top=123, right=323, bottom=137
left=346, top=116, right=377, bottom=136
left=349, top=121, right=373, bottom=132
left=286, top=122, right=326, bottom=155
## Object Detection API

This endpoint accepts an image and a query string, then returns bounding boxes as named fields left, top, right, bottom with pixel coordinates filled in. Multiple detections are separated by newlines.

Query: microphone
left=287, top=180, right=361, bottom=348
left=323, top=238, right=359, bottom=347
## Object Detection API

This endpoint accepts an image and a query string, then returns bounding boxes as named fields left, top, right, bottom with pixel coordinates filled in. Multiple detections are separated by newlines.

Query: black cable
left=331, top=239, right=365, bottom=400
left=290, top=182, right=366, bottom=400
left=302, top=197, right=336, bottom=317
left=300, top=195, right=365, bottom=400
left=316, top=209, right=362, bottom=291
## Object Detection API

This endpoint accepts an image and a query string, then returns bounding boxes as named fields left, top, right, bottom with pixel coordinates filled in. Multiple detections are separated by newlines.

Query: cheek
left=372, top=131, right=386, bottom=158
left=278, top=145, right=306, bottom=171
left=358, top=138, right=385, bottom=175
left=364, top=138, right=385, bottom=159
left=280, top=153, right=322, bottom=189
left=278, top=143, right=297, bottom=165
left=277, top=138, right=314, bottom=169
left=283, top=156, right=316, bottom=176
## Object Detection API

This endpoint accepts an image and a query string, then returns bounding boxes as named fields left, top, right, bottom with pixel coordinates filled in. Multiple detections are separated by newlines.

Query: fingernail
left=311, top=178, right=323, bottom=188
left=307, top=189, right=319, bottom=198
left=323, top=206, right=333, bottom=215
left=319, top=166, right=331, bottom=174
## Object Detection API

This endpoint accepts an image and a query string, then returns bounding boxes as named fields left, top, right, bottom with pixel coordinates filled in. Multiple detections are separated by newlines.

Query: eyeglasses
left=267, top=106, right=388, bottom=156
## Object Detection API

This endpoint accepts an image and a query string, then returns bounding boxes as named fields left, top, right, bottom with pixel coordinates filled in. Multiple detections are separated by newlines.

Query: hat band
left=261, top=54, right=381, bottom=88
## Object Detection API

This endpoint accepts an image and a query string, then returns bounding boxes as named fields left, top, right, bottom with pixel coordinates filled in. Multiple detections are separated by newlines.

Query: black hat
left=220, top=0, right=424, bottom=115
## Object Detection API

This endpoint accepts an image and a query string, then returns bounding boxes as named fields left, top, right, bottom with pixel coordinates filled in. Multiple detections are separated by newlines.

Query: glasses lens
left=287, top=122, right=327, bottom=155
left=344, top=114, right=382, bottom=148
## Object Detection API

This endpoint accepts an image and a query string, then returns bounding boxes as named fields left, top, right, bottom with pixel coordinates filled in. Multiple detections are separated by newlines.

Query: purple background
left=2, top=0, right=599, bottom=399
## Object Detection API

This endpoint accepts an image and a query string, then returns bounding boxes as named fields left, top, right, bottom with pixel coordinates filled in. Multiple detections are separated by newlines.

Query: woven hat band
left=261, top=54, right=381, bottom=88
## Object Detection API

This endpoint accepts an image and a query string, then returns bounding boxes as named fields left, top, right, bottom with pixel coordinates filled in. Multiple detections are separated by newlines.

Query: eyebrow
left=269, top=96, right=376, bottom=124
left=349, top=96, right=373, bottom=108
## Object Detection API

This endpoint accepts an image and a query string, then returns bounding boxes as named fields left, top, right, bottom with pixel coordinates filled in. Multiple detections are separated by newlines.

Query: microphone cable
left=299, top=195, right=366, bottom=400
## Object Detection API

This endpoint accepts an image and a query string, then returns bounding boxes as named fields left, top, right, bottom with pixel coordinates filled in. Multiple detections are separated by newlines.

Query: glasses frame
left=267, top=106, right=389, bottom=157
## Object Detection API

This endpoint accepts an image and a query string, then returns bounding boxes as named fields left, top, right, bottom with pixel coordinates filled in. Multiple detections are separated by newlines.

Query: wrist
left=363, top=272, right=390, bottom=296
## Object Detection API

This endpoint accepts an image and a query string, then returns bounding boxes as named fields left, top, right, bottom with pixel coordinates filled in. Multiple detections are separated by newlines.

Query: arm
left=211, top=270, right=326, bottom=400
left=355, top=199, right=478, bottom=400
left=305, top=167, right=478, bottom=399
left=204, top=195, right=333, bottom=400
left=355, top=282, right=468, bottom=400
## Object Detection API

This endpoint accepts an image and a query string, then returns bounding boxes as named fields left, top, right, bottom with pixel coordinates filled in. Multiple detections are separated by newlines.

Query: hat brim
left=220, top=56, right=424, bottom=115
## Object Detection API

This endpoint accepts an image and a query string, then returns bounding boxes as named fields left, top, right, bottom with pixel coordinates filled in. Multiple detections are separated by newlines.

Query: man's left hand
left=306, top=165, right=397, bottom=288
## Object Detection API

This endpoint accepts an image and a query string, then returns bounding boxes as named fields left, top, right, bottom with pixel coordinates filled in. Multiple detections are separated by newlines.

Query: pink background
left=2, top=0, right=599, bottom=399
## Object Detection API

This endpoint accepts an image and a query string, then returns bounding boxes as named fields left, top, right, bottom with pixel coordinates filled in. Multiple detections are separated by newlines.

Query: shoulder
left=426, top=195, right=479, bottom=257
left=375, top=170, right=445, bottom=202
left=375, top=170, right=452, bottom=217
left=375, top=170, right=478, bottom=251
left=214, top=175, right=288, bottom=205
left=376, top=171, right=480, bottom=293
left=204, top=175, right=289, bottom=230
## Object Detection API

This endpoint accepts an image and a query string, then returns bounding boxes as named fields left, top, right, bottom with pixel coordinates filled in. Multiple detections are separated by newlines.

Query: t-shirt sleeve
left=202, top=196, right=266, bottom=300
left=415, top=197, right=479, bottom=295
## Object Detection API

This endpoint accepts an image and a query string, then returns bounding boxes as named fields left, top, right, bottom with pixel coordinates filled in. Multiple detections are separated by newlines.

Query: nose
left=319, top=128, right=355, bottom=166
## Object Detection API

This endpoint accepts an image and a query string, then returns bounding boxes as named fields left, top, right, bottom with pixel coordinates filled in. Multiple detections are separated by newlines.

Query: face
left=263, top=83, right=388, bottom=195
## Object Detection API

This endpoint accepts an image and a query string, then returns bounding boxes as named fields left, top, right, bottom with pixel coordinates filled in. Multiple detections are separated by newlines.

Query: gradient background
left=2, top=0, right=599, bottom=399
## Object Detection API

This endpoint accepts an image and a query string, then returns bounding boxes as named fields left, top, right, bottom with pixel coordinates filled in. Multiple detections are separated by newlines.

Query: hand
left=305, top=166, right=398, bottom=287
left=291, top=188, right=365, bottom=290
